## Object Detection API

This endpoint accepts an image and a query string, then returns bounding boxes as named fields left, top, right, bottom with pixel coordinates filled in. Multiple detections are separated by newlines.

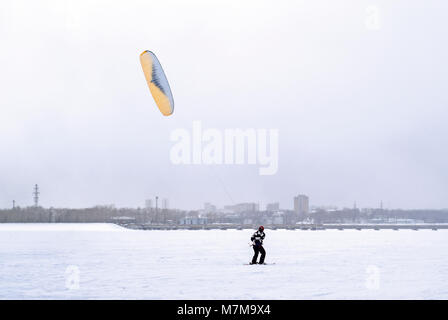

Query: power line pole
left=155, top=196, right=159, bottom=223
left=33, top=184, right=40, bottom=207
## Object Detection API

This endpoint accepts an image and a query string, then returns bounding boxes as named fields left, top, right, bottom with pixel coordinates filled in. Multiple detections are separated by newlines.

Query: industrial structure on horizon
left=33, top=184, right=40, bottom=207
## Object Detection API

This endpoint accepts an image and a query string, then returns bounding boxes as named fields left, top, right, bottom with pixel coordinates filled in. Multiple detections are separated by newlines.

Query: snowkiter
left=250, top=226, right=266, bottom=264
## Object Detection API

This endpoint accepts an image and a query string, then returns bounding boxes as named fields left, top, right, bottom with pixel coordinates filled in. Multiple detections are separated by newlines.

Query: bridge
left=120, top=223, right=448, bottom=231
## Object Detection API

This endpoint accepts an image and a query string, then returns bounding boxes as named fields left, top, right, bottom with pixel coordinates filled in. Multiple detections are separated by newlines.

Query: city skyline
left=4, top=184, right=442, bottom=212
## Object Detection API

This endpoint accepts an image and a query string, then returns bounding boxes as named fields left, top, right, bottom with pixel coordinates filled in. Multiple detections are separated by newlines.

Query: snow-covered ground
left=1, top=223, right=448, bottom=299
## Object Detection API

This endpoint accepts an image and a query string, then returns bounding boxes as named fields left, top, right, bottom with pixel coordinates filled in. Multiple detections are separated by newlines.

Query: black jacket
left=251, top=230, right=265, bottom=246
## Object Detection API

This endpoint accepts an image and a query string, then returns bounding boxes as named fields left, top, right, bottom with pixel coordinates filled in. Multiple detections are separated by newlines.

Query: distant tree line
left=1, top=206, right=447, bottom=225
left=311, top=208, right=448, bottom=224
left=0, top=206, right=192, bottom=224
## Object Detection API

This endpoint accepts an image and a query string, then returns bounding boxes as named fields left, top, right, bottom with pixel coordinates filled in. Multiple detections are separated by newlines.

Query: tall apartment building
left=294, top=195, right=309, bottom=215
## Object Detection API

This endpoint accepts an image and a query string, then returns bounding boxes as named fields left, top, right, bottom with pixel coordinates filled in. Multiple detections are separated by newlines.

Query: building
left=179, top=216, right=208, bottom=225
left=266, top=202, right=280, bottom=212
left=204, top=203, right=217, bottom=213
left=145, top=199, right=153, bottom=209
left=243, top=218, right=253, bottom=225
left=224, top=203, right=259, bottom=213
left=294, top=194, right=309, bottom=215
left=272, top=212, right=284, bottom=224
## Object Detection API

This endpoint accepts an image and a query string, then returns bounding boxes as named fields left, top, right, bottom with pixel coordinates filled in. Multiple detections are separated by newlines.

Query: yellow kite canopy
left=140, top=51, right=174, bottom=116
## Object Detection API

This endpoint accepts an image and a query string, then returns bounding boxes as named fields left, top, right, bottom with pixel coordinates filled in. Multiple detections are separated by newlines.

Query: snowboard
left=244, top=262, right=276, bottom=265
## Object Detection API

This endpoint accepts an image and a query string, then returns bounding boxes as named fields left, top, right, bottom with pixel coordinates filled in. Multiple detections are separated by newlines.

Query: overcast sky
left=1, top=0, right=447, bottom=210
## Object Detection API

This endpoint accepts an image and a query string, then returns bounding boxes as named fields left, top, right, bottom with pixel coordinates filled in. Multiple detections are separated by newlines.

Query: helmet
left=258, top=226, right=264, bottom=231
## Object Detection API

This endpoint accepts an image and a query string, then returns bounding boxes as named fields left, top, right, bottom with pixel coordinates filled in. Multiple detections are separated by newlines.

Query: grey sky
left=1, top=0, right=447, bottom=210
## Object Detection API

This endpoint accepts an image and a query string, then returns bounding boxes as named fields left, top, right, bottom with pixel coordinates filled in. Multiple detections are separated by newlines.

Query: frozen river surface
left=1, top=223, right=448, bottom=299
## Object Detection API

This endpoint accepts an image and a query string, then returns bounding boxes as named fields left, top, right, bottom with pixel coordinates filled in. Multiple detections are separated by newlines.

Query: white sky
left=1, top=0, right=447, bottom=210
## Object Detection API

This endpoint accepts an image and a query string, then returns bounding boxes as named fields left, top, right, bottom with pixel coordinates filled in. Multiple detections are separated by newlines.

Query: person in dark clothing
left=250, top=226, right=266, bottom=264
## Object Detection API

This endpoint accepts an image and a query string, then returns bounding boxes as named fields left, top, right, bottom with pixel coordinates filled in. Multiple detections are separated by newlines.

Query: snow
left=1, top=224, right=448, bottom=299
